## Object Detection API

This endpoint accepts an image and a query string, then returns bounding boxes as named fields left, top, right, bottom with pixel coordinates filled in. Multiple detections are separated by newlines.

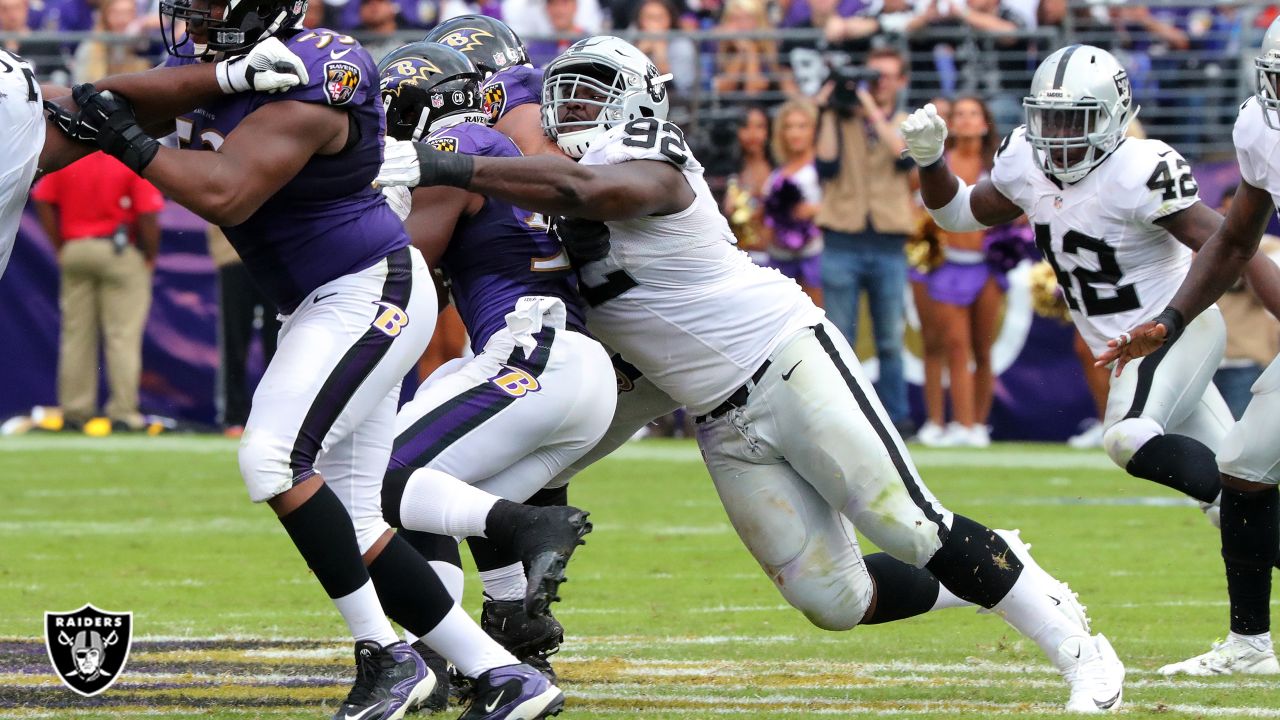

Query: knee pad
left=1103, top=416, right=1163, bottom=468
left=238, top=429, right=295, bottom=503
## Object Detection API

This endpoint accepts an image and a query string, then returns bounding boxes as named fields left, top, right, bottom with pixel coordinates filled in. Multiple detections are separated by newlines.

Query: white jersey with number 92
left=991, top=127, right=1199, bottom=357
left=575, top=119, right=825, bottom=415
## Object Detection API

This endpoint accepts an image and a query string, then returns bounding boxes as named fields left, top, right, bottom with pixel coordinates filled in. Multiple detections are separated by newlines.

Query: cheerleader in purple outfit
left=913, top=97, right=1011, bottom=447
left=762, top=98, right=824, bottom=306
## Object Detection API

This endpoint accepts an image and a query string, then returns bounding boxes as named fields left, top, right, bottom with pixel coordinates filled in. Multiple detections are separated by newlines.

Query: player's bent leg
left=750, top=322, right=1122, bottom=710
left=699, top=434, right=873, bottom=632
left=1101, top=308, right=1227, bottom=506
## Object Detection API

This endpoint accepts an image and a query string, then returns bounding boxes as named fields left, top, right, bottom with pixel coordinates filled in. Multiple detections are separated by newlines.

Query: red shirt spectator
left=31, top=151, right=164, bottom=260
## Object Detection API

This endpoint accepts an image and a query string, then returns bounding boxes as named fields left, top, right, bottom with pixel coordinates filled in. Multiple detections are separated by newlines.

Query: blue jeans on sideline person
left=1214, top=363, right=1264, bottom=420
left=820, top=228, right=910, bottom=428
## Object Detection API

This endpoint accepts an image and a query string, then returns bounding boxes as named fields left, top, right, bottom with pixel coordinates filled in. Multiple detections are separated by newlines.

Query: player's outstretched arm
left=900, top=103, right=1022, bottom=229
left=381, top=140, right=694, bottom=221
left=40, top=39, right=309, bottom=175
left=1097, top=181, right=1276, bottom=372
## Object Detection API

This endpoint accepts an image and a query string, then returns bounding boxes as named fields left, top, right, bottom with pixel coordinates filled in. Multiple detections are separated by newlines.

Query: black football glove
left=43, top=100, right=96, bottom=143
left=71, top=83, right=160, bottom=174
left=551, top=215, right=612, bottom=266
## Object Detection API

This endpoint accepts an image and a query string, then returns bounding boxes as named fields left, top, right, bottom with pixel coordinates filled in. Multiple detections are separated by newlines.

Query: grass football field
left=1, top=436, right=1277, bottom=719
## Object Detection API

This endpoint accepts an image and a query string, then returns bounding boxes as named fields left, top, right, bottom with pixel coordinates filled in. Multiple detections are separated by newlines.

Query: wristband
left=1152, top=307, right=1186, bottom=345
left=215, top=60, right=238, bottom=94
left=414, top=143, right=475, bottom=189
left=101, top=120, right=160, bottom=174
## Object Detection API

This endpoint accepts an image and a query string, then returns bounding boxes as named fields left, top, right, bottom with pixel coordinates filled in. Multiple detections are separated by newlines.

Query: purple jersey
left=481, top=65, right=542, bottom=125
left=166, top=29, right=408, bottom=313
left=422, top=122, right=585, bottom=351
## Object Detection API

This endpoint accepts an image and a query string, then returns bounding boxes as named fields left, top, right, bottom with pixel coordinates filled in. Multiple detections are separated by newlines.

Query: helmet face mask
left=379, top=43, right=488, bottom=142
left=160, top=0, right=307, bottom=58
left=540, top=36, right=672, bottom=158
left=1255, top=17, right=1280, bottom=129
left=1023, top=45, right=1133, bottom=184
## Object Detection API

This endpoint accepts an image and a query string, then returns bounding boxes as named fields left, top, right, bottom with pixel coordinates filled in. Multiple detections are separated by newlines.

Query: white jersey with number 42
left=991, top=127, right=1198, bottom=356
left=576, top=119, right=825, bottom=415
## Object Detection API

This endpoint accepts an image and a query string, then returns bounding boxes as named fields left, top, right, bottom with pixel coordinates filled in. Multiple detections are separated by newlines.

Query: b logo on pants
left=371, top=301, right=409, bottom=337
left=491, top=366, right=541, bottom=397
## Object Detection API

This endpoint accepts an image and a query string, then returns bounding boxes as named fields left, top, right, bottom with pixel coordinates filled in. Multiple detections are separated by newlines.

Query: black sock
left=482, top=499, right=527, bottom=549
left=526, top=485, right=568, bottom=507
left=924, top=514, right=1023, bottom=609
left=467, top=536, right=516, bottom=573
left=380, top=467, right=414, bottom=528
left=278, top=483, right=370, bottom=599
left=1221, top=484, right=1278, bottom=636
left=367, top=533, right=457, bottom=637
left=860, top=552, right=941, bottom=624
left=468, top=487, right=567, bottom=572
left=1126, top=434, right=1222, bottom=504
left=399, top=529, right=462, bottom=568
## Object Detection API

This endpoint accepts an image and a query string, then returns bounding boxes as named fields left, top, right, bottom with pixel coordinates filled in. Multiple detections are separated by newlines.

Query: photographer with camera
left=815, top=46, right=916, bottom=436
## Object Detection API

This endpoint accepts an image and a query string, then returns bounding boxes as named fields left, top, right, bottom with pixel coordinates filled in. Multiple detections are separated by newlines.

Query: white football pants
left=1218, top=352, right=1280, bottom=485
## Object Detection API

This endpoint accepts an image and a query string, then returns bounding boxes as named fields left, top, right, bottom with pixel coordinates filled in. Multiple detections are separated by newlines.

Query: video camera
left=826, top=64, right=881, bottom=112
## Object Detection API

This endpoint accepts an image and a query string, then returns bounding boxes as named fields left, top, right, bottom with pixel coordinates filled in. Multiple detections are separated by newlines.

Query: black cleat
left=481, top=597, right=564, bottom=683
left=332, top=640, right=435, bottom=720
left=509, top=506, right=592, bottom=617
left=406, top=640, right=451, bottom=714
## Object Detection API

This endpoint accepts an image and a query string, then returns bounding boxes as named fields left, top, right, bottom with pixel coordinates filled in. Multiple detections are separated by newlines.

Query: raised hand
left=899, top=102, right=948, bottom=166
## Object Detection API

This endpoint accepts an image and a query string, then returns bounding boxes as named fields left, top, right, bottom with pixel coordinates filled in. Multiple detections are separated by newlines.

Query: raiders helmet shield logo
left=324, top=60, right=362, bottom=105
left=1113, top=70, right=1131, bottom=109
left=430, top=136, right=459, bottom=153
left=45, top=604, right=132, bottom=697
left=483, top=82, right=507, bottom=123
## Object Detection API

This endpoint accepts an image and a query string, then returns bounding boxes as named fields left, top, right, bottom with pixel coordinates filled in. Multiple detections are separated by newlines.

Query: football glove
left=900, top=103, right=948, bottom=167
left=551, top=215, right=612, bottom=266
left=71, top=84, right=159, bottom=174
left=377, top=138, right=474, bottom=189
left=216, top=37, right=310, bottom=94
left=382, top=184, right=412, bottom=221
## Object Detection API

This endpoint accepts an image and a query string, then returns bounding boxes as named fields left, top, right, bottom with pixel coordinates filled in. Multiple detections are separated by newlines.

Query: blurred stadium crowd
left=5, top=0, right=1280, bottom=443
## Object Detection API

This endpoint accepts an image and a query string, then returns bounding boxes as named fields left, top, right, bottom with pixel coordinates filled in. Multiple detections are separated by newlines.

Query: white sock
left=430, top=558, right=466, bottom=603
left=479, top=562, right=527, bottom=602
left=991, top=569, right=1085, bottom=664
left=332, top=579, right=398, bottom=646
left=420, top=604, right=518, bottom=678
left=931, top=583, right=972, bottom=611
left=399, top=468, right=498, bottom=537
left=1230, top=631, right=1274, bottom=652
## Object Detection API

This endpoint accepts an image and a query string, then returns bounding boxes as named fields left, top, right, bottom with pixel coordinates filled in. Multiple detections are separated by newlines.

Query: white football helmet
left=1256, top=16, right=1280, bottom=129
left=540, top=35, right=674, bottom=158
left=1023, top=44, right=1136, bottom=184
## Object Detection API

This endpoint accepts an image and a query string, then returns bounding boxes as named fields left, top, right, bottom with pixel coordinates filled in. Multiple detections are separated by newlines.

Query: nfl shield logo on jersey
left=324, top=60, right=362, bottom=106
left=45, top=604, right=132, bottom=697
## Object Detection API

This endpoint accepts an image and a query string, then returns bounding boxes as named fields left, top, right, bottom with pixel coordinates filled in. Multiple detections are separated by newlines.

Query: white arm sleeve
left=925, top=179, right=990, bottom=233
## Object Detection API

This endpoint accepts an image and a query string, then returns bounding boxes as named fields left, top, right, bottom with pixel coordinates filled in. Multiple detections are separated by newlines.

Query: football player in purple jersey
left=375, top=42, right=612, bottom=703
left=50, top=2, right=566, bottom=718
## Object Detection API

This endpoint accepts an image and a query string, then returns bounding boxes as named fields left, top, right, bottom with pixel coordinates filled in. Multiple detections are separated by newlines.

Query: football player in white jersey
left=0, top=41, right=309, bottom=281
left=904, top=44, right=1280, bottom=558
left=1095, top=21, right=1280, bottom=676
left=380, top=36, right=1125, bottom=713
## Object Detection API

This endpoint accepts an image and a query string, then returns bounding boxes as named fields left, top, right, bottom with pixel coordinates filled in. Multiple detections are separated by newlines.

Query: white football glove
left=382, top=184, right=413, bottom=221
left=377, top=138, right=422, bottom=187
left=216, top=37, right=310, bottom=94
left=900, top=103, right=948, bottom=167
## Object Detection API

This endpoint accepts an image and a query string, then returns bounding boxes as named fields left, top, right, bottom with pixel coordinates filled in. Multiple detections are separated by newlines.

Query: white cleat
left=993, top=528, right=1091, bottom=633
left=1067, top=419, right=1105, bottom=449
left=1060, top=634, right=1124, bottom=713
left=1158, top=635, right=1280, bottom=676
left=917, top=421, right=948, bottom=447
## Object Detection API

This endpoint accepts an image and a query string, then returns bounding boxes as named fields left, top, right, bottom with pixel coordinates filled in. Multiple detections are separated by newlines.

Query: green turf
left=0, top=436, right=1274, bottom=719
